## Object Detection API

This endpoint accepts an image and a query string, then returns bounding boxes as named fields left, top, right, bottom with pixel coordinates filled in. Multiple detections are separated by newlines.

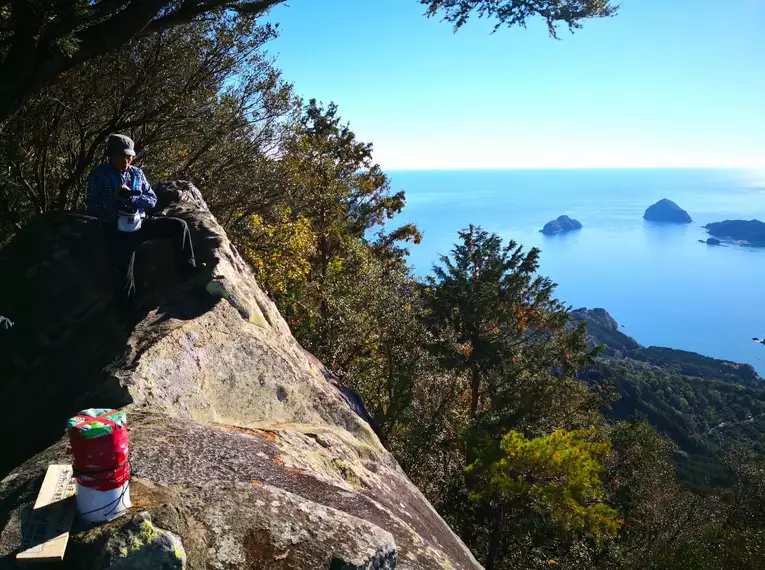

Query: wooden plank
left=16, top=464, right=76, bottom=563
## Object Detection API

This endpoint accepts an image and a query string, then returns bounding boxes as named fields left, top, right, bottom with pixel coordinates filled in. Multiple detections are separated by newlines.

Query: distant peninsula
left=643, top=199, right=692, bottom=223
left=570, top=307, right=762, bottom=387
left=541, top=215, right=582, bottom=235
left=704, top=220, right=765, bottom=246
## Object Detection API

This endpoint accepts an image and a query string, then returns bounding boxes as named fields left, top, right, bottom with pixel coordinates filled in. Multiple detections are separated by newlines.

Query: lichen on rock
left=95, top=511, right=187, bottom=570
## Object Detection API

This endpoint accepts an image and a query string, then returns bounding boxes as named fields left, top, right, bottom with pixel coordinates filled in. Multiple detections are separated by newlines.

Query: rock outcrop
left=0, top=182, right=481, bottom=570
left=643, top=199, right=692, bottom=223
left=93, top=511, right=187, bottom=570
left=704, top=219, right=765, bottom=246
left=540, top=215, right=582, bottom=235
left=570, top=308, right=640, bottom=356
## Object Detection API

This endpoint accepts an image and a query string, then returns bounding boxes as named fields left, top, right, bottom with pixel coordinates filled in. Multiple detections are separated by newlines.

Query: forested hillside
left=574, top=308, right=765, bottom=490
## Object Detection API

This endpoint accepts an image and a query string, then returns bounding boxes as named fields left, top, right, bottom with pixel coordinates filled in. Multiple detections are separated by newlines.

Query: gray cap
left=106, top=133, right=136, bottom=157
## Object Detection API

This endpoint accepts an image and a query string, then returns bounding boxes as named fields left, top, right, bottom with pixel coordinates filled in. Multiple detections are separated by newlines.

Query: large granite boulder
left=0, top=182, right=481, bottom=570
left=704, top=219, right=765, bottom=246
left=643, top=199, right=692, bottom=223
left=540, top=215, right=582, bottom=235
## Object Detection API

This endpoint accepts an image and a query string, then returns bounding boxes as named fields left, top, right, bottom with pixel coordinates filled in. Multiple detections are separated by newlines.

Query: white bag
left=117, top=211, right=143, bottom=233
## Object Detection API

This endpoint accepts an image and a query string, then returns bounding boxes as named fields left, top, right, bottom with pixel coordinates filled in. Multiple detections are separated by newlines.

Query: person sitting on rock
left=87, top=133, right=199, bottom=312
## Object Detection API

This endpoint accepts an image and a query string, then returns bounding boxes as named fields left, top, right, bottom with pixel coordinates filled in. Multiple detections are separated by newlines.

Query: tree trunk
left=318, top=231, right=330, bottom=321
left=485, top=506, right=505, bottom=570
left=470, top=361, right=480, bottom=418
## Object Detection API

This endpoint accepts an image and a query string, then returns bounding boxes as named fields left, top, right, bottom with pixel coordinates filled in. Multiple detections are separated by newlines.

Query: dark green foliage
left=283, top=99, right=418, bottom=259
left=419, top=226, right=606, bottom=569
left=267, top=99, right=421, bottom=369
left=423, top=225, right=594, bottom=418
left=0, top=16, right=294, bottom=245
left=572, top=309, right=765, bottom=490
left=0, top=0, right=284, bottom=123
left=631, top=346, right=762, bottom=388
left=420, top=0, right=619, bottom=35
left=589, top=354, right=765, bottom=490
left=572, top=308, right=763, bottom=388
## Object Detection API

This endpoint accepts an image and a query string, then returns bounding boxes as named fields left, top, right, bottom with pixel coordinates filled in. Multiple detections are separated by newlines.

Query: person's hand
left=115, top=185, right=132, bottom=203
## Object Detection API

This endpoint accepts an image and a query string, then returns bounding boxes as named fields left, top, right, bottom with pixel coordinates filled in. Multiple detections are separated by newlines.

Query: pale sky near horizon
left=264, top=0, right=765, bottom=170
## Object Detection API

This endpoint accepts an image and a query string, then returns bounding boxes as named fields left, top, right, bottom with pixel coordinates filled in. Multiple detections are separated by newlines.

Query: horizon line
left=381, top=165, right=765, bottom=172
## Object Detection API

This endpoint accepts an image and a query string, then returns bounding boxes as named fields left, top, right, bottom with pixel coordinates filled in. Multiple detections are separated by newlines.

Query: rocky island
left=541, top=215, right=583, bottom=235
left=704, top=219, right=765, bottom=246
left=643, top=199, right=692, bottom=223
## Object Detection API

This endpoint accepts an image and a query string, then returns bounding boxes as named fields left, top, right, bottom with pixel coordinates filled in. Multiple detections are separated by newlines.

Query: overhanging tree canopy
left=0, top=0, right=282, bottom=123
left=420, top=0, right=619, bottom=34
left=0, top=0, right=618, bottom=124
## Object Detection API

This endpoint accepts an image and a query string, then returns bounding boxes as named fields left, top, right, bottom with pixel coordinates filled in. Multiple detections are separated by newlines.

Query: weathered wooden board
left=16, top=465, right=76, bottom=563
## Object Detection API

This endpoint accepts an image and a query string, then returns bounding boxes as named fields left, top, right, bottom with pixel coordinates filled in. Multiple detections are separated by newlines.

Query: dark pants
left=107, top=216, right=196, bottom=303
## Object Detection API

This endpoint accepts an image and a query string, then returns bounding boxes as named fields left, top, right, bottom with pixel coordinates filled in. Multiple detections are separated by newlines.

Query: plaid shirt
left=86, top=164, right=157, bottom=224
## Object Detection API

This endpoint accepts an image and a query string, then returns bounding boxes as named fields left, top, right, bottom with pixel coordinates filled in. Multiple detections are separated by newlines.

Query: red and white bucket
left=67, top=408, right=131, bottom=522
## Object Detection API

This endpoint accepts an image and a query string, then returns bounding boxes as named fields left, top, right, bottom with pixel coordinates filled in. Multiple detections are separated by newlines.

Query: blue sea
left=388, top=168, right=765, bottom=375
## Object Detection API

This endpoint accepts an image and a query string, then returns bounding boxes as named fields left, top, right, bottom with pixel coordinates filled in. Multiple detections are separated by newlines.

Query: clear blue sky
left=264, top=0, right=765, bottom=169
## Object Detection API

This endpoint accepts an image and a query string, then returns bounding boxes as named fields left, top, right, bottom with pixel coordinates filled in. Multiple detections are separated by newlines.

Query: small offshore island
left=540, top=215, right=583, bottom=235
left=704, top=220, right=765, bottom=247
left=643, top=199, right=692, bottom=223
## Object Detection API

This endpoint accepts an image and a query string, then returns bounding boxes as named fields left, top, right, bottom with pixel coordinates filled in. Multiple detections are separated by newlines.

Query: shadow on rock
left=0, top=181, right=218, bottom=478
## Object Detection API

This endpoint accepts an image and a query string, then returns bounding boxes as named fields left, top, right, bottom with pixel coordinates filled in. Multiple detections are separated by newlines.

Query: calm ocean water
left=387, top=168, right=765, bottom=375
